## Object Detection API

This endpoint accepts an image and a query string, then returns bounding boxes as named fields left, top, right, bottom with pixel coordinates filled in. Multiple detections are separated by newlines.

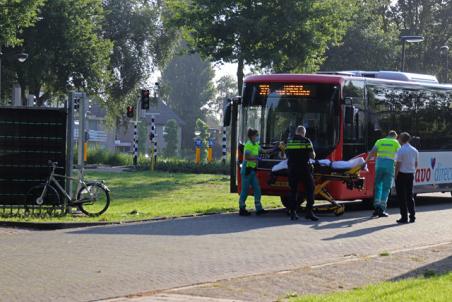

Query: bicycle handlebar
left=47, top=160, right=65, bottom=170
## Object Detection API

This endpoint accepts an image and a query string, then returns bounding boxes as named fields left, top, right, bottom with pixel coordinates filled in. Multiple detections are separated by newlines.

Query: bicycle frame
left=39, top=165, right=87, bottom=204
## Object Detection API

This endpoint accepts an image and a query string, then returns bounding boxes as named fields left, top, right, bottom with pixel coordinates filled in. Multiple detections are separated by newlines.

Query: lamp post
left=0, top=47, right=29, bottom=103
left=441, top=45, right=449, bottom=83
left=400, top=35, right=424, bottom=72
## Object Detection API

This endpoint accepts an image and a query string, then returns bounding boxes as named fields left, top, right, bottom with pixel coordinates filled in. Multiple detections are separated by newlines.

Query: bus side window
left=343, top=80, right=366, bottom=159
left=366, top=85, right=394, bottom=147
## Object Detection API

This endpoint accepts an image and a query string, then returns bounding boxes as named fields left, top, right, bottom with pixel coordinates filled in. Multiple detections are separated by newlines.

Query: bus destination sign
left=258, top=84, right=311, bottom=97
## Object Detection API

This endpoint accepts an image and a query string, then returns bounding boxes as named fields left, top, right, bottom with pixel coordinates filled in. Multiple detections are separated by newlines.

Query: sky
left=213, top=62, right=237, bottom=81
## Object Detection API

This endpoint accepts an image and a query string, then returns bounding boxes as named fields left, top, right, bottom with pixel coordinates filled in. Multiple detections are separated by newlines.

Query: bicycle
left=27, top=161, right=111, bottom=216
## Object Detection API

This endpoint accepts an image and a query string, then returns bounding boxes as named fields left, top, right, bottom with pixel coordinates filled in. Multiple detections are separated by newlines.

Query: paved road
left=1, top=194, right=452, bottom=302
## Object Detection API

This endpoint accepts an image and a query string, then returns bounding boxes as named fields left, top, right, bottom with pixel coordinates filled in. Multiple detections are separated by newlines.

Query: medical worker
left=365, top=130, right=401, bottom=217
left=238, top=128, right=268, bottom=216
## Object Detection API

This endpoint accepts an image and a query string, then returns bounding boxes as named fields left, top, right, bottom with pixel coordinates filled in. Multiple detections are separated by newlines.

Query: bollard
left=194, top=137, right=202, bottom=164
left=195, top=147, right=201, bottom=164
left=84, top=142, right=88, bottom=162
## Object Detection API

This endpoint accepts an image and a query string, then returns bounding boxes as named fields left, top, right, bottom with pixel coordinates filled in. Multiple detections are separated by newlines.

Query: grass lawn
left=0, top=171, right=281, bottom=222
left=288, top=272, right=452, bottom=302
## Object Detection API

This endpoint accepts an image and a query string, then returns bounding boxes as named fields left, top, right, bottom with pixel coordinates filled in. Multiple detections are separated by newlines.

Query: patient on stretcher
left=269, top=157, right=366, bottom=184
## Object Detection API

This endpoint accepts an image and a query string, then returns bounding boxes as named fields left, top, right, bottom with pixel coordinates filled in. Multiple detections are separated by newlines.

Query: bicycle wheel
left=27, top=184, right=61, bottom=206
left=77, top=183, right=110, bottom=216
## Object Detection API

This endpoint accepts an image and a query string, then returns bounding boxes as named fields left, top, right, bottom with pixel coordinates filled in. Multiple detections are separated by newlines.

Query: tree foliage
left=0, top=0, right=44, bottom=46
left=163, top=119, right=179, bottom=157
left=160, top=42, right=215, bottom=148
left=321, top=0, right=400, bottom=71
left=166, top=0, right=357, bottom=94
left=103, top=0, right=177, bottom=119
left=1, top=0, right=177, bottom=111
left=203, top=75, right=237, bottom=125
left=321, top=0, right=452, bottom=81
left=1, top=0, right=112, bottom=104
left=391, top=0, right=452, bottom=79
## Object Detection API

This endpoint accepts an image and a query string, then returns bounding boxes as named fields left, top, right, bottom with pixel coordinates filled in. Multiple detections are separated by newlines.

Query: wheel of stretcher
left=334, top=206, right=345, bottom=216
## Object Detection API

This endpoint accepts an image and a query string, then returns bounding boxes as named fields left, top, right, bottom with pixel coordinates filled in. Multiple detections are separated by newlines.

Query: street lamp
left=400, top=35, right=424, bottom=72
left=0, top=48, right=29, bottom=103
left=440, top=45, right=449, bottom=83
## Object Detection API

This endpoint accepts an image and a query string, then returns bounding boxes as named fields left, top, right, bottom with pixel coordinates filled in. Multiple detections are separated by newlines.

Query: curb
left=0, top=211, right=231, bottom=231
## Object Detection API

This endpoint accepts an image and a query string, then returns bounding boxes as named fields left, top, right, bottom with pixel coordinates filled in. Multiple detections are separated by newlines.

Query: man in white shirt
left=395, top=132, right=419, bottom=224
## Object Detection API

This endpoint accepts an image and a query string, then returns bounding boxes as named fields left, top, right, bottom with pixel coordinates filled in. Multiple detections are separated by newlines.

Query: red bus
left=224, top=72, right=452, bottom=208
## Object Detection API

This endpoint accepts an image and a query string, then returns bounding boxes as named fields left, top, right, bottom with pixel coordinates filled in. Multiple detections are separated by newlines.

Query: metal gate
left=0, top=106, right=68, bottom=216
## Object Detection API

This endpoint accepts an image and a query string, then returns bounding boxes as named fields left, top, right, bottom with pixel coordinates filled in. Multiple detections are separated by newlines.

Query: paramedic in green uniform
left=238, top=128, right=269, bottom=216
left=365, top=130, right=401, bottom=217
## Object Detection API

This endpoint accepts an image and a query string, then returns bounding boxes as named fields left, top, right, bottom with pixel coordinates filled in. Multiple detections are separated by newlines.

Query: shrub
left=82, top=147, right=229, bottom=174
left=155, top=158, right=228, bottom=175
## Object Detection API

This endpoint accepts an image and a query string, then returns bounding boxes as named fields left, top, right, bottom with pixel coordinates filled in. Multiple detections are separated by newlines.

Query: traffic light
left=126, top=106, right=134, bottom=118
left=141, top=89, right=150, bottom=110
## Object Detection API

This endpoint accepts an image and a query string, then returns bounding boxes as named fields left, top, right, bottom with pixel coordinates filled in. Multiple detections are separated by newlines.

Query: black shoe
left=305, top=211, right=319, bottom=221
left=371, top=210, right=379, bottom=217
left=290, top=210, right=299, bottom=220
left=409, top=217, right=416, bottom=223
left=397, top=218, right=408, bottom=224
left=239, top=208, right=251, bottom=216
left=378, top=211, right=389, bottom=218
left=256, top=209, right=268, bottom=216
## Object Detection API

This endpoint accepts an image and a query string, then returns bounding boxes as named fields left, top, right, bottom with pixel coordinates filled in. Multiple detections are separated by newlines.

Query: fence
left=0, top=106, right=68, bottom=217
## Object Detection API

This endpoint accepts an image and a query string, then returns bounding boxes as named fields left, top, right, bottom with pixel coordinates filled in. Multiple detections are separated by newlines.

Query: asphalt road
left=1, top=193, right=451, bottom=302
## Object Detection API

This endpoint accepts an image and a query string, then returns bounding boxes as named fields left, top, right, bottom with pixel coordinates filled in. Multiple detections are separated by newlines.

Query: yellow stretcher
left=311, top=162, right=364, bottom=216
left=270, top=159, right=365, bottom=216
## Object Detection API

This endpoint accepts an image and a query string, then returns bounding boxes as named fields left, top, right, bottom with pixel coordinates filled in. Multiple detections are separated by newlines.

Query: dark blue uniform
left=286, top=135, right=315, bottom=214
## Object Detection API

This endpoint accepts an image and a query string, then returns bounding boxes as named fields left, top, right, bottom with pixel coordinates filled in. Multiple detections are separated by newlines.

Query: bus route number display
left=258, top=84, right=311, bottom=97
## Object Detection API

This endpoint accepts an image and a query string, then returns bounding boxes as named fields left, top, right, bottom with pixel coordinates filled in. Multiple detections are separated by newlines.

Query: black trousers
left=288, top=167, right=315, bottom=211
left=395, top=172, right=415, bottom=220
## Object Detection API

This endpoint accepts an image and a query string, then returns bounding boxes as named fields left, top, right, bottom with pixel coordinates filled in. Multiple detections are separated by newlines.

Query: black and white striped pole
left=133, top=98, right=140, bottom=167
left=150, top=115, right=156, bottom=171
left=133, top=121, right=138, bottom=166
left=222, top=126, right=227, bottom=164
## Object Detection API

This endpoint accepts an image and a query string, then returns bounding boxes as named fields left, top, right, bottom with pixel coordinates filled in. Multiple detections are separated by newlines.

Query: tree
left=166, top=0, right=357, bottom=94
left=3, top=0, right=112, bottom=105
left=102, top=0, right=177, bottom=119
left=203, top=75, right=237, bottom=124
left=160, top=42, right=215, bottom=148
left=0, top=0, right=44, bottom=46
left=163, top=119, right=179, bottom=157
left=321, top=0, right=400, bottom=71
left=391, top=0, right=452, bottom=78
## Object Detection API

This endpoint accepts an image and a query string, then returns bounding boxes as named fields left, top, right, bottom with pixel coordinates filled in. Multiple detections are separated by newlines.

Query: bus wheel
left=361, top=198, right=373, bottom=209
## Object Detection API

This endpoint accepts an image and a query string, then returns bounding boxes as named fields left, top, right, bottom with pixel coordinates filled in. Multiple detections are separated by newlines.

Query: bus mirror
left=344, top=106, right=354, bottom=124
left=223, top=99, right=232, bottom=127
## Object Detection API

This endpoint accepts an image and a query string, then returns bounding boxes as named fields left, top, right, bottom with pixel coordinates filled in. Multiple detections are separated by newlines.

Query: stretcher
left=270, top=157, right=366, bottom=216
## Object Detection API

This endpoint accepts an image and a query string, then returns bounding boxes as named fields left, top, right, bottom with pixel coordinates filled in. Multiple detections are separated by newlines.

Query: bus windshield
left=242, top=83, right=340, bottom=157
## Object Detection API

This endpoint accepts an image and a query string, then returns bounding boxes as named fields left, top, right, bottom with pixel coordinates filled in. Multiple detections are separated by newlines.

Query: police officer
left=365, top=130, right=401, bottom=217
left=286, top=126, right=318, bottom=221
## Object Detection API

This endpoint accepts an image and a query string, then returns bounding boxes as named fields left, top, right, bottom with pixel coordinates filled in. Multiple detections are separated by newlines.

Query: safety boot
left=305, top=210, right=319, bottom=221
left=239, top=208, right=251, bottom=216
left=290, top=209, right=299, bottom=220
